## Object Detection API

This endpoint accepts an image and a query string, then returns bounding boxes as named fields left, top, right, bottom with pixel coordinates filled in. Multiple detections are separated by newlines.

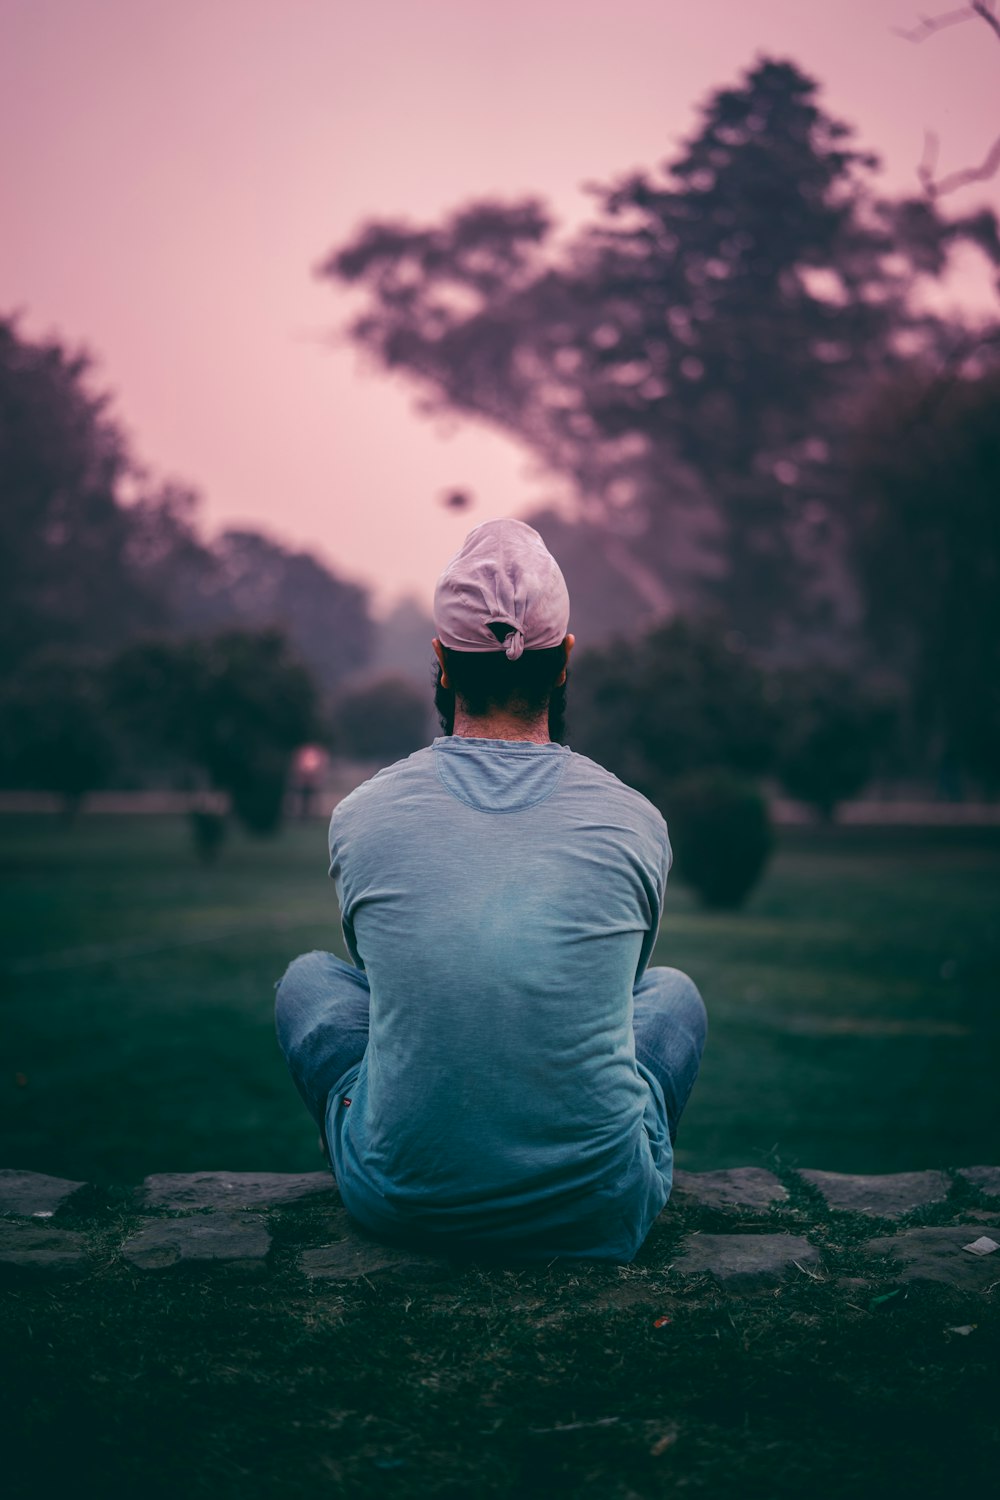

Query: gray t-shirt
left=326, top=734, right=673, bottom=1262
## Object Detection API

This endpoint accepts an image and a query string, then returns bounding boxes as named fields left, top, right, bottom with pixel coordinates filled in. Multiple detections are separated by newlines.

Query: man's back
left=325, top=734, right=674, bottom=1262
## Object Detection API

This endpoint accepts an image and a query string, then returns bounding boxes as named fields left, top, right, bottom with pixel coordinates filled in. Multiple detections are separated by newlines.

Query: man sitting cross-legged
left=275, top=517, right=706, bottom=1263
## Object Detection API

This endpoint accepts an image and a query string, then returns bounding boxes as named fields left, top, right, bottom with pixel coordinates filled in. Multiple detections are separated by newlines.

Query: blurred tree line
left=328, top=57, right=1000, bottom=807
left=2, top=56, right=998, bottom=887
left=0, top=315, right=373, bottom=691
left=0, top=313, right=428, bottom=838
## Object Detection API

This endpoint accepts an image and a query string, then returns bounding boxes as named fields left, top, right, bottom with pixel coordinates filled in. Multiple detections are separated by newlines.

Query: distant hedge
left=664, top=769, right=774, bottom=909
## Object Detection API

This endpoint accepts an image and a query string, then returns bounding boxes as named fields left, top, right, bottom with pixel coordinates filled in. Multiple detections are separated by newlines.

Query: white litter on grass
left=961, top=1236, right=999, bottom=1256
left=946, top=1325, right=977, bottom=1336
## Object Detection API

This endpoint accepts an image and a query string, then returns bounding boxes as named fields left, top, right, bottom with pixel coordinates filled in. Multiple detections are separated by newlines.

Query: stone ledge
left=797, top=1169, right=951, bottom=1217
left=863, top=1226, right=1000, bottom=1292
left=0, top=1220, right=92, bottom=1278
left=4, top=1166, right=998, bottom=1289
left=300, top=1239, right=451, bottom=1283
left=140, top=1171, right=336, bottom=1211
left=672, top=1232, right=820, bottom=1289
left=671, top=1167, right=789, bottom=1211
left=0, top=1168, right=87, bottom=1218
left=956, top=1165, right=1000, bottom=1201
left=122, top=1211, right=272, bottom=1273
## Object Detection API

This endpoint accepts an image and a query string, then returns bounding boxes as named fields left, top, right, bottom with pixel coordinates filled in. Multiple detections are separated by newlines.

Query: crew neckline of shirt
left=432, top=735, right=565, bottom=752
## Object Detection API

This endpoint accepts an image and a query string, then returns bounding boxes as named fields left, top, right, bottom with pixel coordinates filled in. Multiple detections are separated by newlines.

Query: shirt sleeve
left=328, top=807, right=366, bottom=972
left=633, top=815, right=672, bottom=987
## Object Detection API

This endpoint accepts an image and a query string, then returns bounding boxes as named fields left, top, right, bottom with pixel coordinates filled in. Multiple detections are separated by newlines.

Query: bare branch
left=894, top=1, right=1000, bottom=45
left=924, top=130, right=1000, bottom=196
left=902, top=2, right=1000, bottom=195
left=894, top=6, right=977, bottom=43
left=971, top=0, right=1000, bottom=43
left=917, top=131, right=941, bottom=193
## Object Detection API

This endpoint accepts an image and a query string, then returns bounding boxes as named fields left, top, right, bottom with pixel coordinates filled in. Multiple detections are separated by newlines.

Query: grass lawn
left=2, top=815, right=999, bottom=1182
left=2, top=815, right=999, bottom=1499
left=3, top=1179, right=1000, bottom=1500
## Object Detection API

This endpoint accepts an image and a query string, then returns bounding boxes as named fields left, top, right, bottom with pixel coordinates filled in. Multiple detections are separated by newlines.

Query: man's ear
left=432, top=637, right=450, bottom=688
left=557, top=633, right=575, bottom=686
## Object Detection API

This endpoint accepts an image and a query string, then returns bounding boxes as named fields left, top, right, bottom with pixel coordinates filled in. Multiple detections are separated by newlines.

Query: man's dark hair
left=434, top=644, right=568, bottom=742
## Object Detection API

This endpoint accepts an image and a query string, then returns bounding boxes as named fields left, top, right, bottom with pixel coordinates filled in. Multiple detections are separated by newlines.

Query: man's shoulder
left=563, top=750, right=665, bottom=822
left=330, top=740, right=668, bottom=851
left=330, top=745, right=437, bottom=825
left=562, top=747, right=670, bottom=849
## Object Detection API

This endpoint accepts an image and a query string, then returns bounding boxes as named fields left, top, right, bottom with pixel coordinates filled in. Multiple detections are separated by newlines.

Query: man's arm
left=633, top=820, right=672, bottom=987
left=328, top=811, right=366, bottom=972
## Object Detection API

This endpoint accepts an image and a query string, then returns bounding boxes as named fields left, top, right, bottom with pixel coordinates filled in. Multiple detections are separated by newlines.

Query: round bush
left=189, top=808, right=227, bottom=864
left=227, top=754, right=289, bottom=836
left=664, top=769, right=773, bottom=910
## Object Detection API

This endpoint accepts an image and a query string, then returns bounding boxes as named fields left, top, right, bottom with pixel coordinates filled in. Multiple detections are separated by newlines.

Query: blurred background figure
left=289, top=743, right=328, bottom=821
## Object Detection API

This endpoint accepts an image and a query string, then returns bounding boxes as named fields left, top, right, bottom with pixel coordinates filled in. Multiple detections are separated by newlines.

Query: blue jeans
left=275, top=954, right=707, bottom=1148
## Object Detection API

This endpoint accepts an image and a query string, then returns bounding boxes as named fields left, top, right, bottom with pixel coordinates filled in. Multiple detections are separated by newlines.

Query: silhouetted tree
left=369, top=597, right=437, bottom=686
left=0, top=649, right=117, bottom=816
left=0, top=317, right=155, bottom=673
left=774, top=667, right=895, bottom=819
left=122, top=481, right=218, bottom=625
left=333, top=676, right=431, bottom=762
left=153, top=526, right=374, bottom=697
left=570, top=619, right=779, bottom=804
left=324, top=59, right=995, bottom=649
left=897, top=2, right=1000, bottom=203
left=212, top=530, right=373, bottom=696
left=109, top=629, right=322, bottom=834
left=848, top=367, right=1000, bottom=790
left=665, top=769, right=774, bottom=909
left=0, top=318, right=375, bottom=700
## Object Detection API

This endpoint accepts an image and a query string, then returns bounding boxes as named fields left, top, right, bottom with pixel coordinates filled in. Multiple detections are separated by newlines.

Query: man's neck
left=451, top=706, right=551, bottom=744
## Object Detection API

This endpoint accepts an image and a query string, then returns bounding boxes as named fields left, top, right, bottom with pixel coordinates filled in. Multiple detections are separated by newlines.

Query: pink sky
left=2, top=0, right=997, bottom=613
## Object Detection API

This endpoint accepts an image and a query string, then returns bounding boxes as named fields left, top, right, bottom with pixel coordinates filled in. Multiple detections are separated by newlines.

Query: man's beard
left=433, top=666, right=569, bottom=744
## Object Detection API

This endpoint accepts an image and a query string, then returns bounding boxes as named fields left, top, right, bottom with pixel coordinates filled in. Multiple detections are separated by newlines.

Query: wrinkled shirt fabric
left=325, top=735, right=674, bottom=1263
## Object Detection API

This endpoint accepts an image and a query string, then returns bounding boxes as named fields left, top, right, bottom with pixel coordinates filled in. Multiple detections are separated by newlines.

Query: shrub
left=775, top=668, right=895, bottom=820
left=570, top=619, right=779, bottom=797
left=333, top=675, right=431, bottom=762
left=0, top=649, right=117, bottom=818
left=227, top=753, right=290, bottom=836
left=108, top=628, right=321, bottom=839
left=664, top=769, right=773, bottom=910
left=189, top=808, right=227, bottom=864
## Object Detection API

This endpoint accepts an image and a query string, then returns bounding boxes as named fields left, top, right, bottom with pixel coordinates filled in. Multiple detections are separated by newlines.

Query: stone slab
left=863, top=1226, right=1000, bottom=1292
left=300, top=1223, right=452, bottom=1283
left=956, top=1166, right=1000, bottom=1201
left=0, top=1220, right=91, bottom=1278
left=140, top=1171, right=336, bottom=1211
left=0, top=1169, right=87, bottom=1218
left=671, top=1168, right=789, bottom=1212
left=673, top=1233, right=821, bottom=1290
left=799, top=1169, right=950, bottom=1217
left=122, top=1211, right=271, bottom=1272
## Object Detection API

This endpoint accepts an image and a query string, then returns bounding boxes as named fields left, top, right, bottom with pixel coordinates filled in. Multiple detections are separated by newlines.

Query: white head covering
left=433, top=518, right=570, bottom=661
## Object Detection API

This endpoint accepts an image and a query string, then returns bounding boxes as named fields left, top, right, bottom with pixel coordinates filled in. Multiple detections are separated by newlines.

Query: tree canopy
left=0, top=315, right=374, bottom=694
left=324, top=58, right=998, bottom=650
left=0, top=317, right=154, bottom=669
left=570, top=619, right=779, bottom=805
left=849, top=366, right=1000, bottom=790
left=109, top=630, right=322, bottom=834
